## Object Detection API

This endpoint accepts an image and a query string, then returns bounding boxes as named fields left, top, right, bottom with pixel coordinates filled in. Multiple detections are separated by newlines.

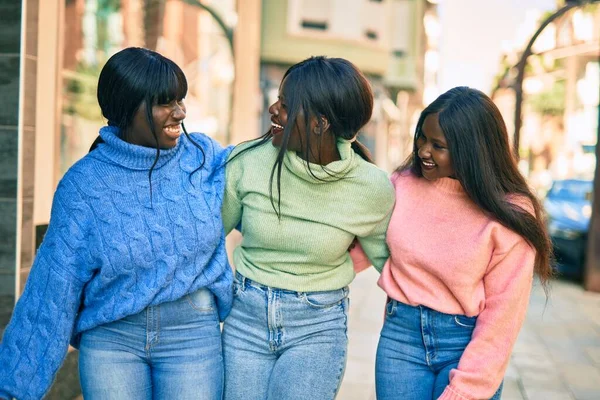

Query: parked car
left=544, top=179, right=593, bottom=280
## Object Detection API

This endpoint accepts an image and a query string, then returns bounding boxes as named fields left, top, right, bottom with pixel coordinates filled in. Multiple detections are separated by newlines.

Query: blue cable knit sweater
left=0, top=126, right=233, bottom=400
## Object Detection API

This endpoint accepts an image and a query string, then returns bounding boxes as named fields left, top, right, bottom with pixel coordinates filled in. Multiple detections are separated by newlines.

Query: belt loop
left=241, top=274, right=247, bottom=289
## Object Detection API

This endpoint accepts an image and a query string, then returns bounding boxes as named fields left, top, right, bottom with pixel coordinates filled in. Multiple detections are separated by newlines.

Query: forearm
left=349, top=242, right=372, bottom=273
left=439, top=244, right=535, bottom=400
left=0, top=263, right=83, bottom=400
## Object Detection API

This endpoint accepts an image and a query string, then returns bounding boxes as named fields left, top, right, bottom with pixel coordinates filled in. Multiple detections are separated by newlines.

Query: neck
left=297, top=135, right=340, bottom=165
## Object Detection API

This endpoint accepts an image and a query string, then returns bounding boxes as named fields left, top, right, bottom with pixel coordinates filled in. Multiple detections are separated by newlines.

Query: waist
left=388, top=299, right=478, bottom=325
left=378, top=262, right=485, bottom=317
left=93, top=288, right=216, bottom=327
left=235, top=271, right=349, bottom=296
left=234, top=259, right=355, bottom=291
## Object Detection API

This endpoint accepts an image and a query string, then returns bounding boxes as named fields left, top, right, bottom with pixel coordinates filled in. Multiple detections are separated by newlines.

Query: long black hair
left=92, top=47, right=205, bottom=190
left=234, top=56, right=375, bottom=216
left=399, top=86, right=553, bottom=289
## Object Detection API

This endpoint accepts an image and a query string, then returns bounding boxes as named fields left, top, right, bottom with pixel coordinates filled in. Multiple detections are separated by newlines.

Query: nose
left=268, top=101, right=279, bottom=116
left=418, top=142, right=431, bottom=159
left=173, top=103, right=186, bottom=120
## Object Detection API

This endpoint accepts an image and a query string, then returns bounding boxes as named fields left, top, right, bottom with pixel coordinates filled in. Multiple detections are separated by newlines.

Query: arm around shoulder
left=355, top=172, right=395, bottom=272
left=221, top=146, right=246, bottom=235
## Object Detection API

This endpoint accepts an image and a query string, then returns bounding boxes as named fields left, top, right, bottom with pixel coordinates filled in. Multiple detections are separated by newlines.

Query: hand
left=348, top=237, right=359, bottom=251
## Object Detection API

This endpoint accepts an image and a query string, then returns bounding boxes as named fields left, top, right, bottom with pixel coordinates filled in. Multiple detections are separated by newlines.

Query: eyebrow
left=420, top=130, right=447, bottom=146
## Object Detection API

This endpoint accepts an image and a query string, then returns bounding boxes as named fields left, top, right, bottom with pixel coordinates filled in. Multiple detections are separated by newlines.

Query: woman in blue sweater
left=0, top=47, right=232, bottom=400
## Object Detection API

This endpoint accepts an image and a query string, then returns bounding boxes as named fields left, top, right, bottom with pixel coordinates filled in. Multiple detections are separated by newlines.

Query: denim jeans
left=375, top=300, right=503, bottom=400
left=222, top=272, right=349, bottom=400
left=78, top=288, right=223, bottom=400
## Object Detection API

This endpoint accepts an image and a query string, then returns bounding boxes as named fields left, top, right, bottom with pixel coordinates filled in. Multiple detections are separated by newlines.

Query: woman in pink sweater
left=368, top=87, right=552, bottom=400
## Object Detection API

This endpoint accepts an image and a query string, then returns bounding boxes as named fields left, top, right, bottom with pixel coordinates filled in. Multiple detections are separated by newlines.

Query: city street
left=339, top=268, right=600, bottom=400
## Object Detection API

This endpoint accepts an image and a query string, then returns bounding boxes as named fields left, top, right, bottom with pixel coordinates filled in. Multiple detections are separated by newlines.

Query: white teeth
left=271, top=122, right=284, bottom=130
left=164, top=125, right=181, bottom=133
left=422, top=161, right=435, bottom=167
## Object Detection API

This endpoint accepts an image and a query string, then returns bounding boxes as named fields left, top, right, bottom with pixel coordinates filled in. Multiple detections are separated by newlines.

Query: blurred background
left=0, top=0, right=599, bottom=398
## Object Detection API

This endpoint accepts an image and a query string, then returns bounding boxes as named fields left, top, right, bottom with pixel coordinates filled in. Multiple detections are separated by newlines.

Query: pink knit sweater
left=354, top=171, right=536, bottom=400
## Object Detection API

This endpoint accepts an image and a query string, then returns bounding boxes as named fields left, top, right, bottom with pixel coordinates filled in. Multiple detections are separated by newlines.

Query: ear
left=312, top=116, right=330, bottom=136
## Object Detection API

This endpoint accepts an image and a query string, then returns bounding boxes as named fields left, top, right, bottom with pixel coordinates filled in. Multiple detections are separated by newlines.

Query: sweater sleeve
left=198, top=132, right=233, bottom=168
left=356, top=196, right=393, bottom=273
left=0, top=179, right=91, bottom=400
left=354, top=173, right=395, bottom=272
left=221, top=154, right=243, bottom=235
left=438, top=238, right=535, bottom=400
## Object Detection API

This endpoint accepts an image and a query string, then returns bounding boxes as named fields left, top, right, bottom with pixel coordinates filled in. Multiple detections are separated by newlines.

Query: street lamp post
left=512, top=1, right=582, bottom=158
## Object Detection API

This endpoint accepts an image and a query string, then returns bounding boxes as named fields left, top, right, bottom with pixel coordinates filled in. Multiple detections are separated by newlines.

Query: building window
left=301, top=20, right=329, bottom=31
left=365, top=30, right=378, bottom=40
left=288, top=0, right=333, bottom=37
left=288, top=0, right=386, bottom=47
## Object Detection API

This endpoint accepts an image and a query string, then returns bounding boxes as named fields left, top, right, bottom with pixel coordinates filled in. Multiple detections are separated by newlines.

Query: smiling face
left=268, top=75, right=317, bottom=155
left=268, top=92, right=307, bottom=153
left=126, top=99, right=186, bottom=149
left=416, top=113, right=455, bottom=181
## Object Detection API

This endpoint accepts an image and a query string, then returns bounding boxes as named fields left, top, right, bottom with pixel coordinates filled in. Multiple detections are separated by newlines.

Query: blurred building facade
left=0, top=0, right=433, bottom=397
left=493, top=3, right=600, bottom=195
left=258, top=0, right=439, bottom=171
left=0, top=0, right=258, bottom=397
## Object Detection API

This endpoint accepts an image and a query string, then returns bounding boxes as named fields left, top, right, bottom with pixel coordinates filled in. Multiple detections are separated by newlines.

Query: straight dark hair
left=92, top=47, right=205, bottom=192
left=233, top=56, right=375, bottom=217
left=399, top=86, right=553, bottom=290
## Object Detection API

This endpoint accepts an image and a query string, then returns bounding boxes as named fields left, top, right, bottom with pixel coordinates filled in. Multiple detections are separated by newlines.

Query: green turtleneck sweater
left=222, top=138, right=395, bottom=291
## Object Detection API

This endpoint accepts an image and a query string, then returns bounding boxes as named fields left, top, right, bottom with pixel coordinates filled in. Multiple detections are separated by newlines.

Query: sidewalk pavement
left=338, top=268, right=600, bottom=400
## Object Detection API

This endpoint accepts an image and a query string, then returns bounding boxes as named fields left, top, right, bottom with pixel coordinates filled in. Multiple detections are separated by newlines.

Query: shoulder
left=185, top=132, right=230, bottom=155
left=223, top=138, right=274, bottom=185
left=47, top=169, right=93, bottom=225
left=184, top=132, right=232, bottom=166
left=59, top=154, right=100, bottom=193
left=490, top=194, right=538, bottom=253
left=226, top=138, right=276, bottom=173
left=186, top=132, right=221, bottom=149
left=351, top=160, right=396, bottom=207
left=391, top=169, right=417, bottom=183
left=389, top=169, right=423, bottom=194
left=228, top=137, right=274, bottom=160
left=505, top=193, right=536, bottom=217
left=355, top=160, right=391, bottom=186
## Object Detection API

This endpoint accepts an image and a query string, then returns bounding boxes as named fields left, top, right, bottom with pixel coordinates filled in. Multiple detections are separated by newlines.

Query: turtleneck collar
left=431, top=176, right=466, bottom=196
left=96, top=126, right=182, bottom=170
left=283, top=138, right=357, bottom=183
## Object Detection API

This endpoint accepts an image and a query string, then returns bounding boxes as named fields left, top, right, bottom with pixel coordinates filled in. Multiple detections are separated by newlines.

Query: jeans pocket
left=300, top=288, right=349, bottom=309
left=453, top=314, right=477, bottom=328
left=186, top=288, right=215, bottom=313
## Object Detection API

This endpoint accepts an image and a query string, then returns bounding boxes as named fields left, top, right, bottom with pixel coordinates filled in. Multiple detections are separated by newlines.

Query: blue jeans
left=375, top=300, right=503, bottom=400
left=223, top=272, right=349, bottom=400
left=78, top=288, right=223, bottom=400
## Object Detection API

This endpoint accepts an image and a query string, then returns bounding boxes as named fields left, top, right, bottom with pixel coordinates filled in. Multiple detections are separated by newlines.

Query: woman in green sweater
left=221, top=56, right=395, bottom=400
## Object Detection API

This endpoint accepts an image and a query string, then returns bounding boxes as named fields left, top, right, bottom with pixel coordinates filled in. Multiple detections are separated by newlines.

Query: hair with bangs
left=398, top=86, right=553, bottom=291
left=231, top=56, right=375, bottom=217
left=92, top=47, right=204, bottom=196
